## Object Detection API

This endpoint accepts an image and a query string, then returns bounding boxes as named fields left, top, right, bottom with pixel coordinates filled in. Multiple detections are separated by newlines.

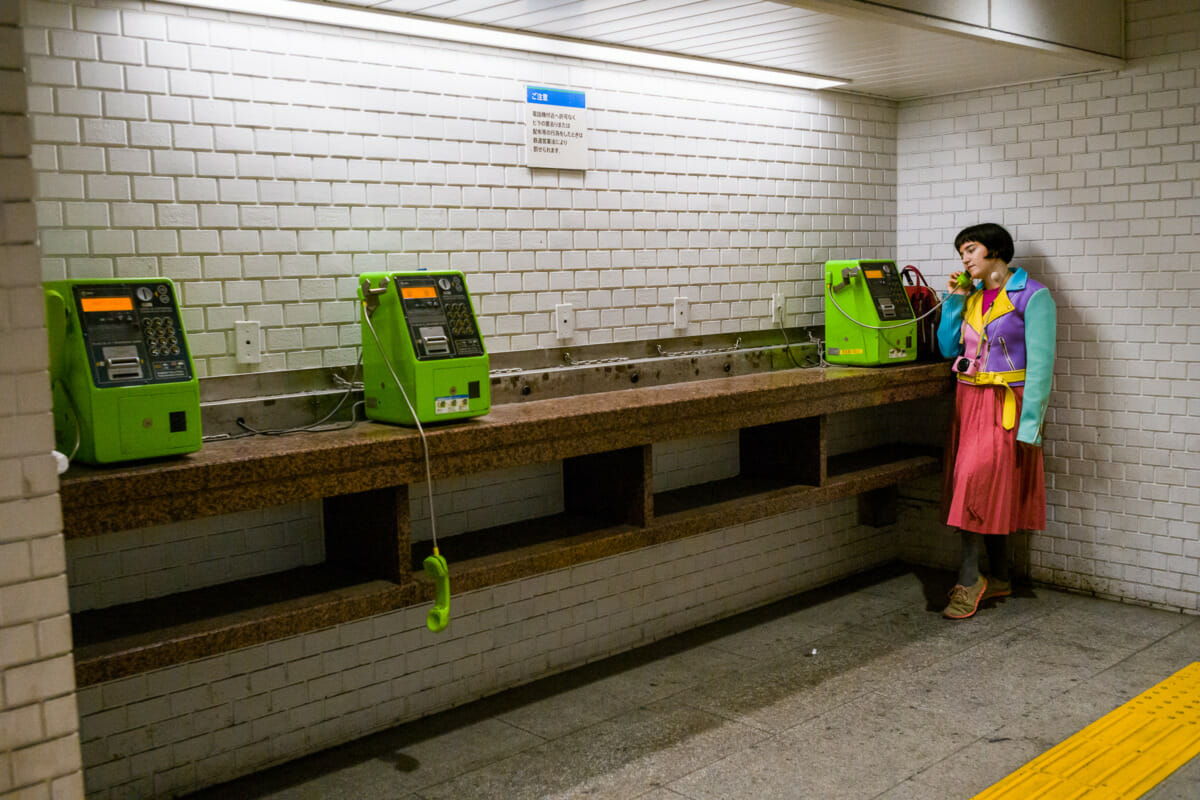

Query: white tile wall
left=410, top=460, right=564, bottom=543
left=66, top=500, right=324, bottom=611
left=652, top=431, right=740, bottom=493
left=23, top=0, right=897, bottom=377
left=896, top=0, right=1200, bottom=612
left=825, top=397, right=951, bottom=458
left=1, top=0, right=84, bottom=796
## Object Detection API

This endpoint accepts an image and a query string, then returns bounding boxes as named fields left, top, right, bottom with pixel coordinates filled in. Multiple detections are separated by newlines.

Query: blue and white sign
left=526, top=86, right=587, bottom=170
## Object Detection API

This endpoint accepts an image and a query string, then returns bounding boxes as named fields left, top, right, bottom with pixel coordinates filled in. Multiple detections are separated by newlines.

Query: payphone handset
left=358, top=270, right=490, bottom=426
left=823, top=259, right=919, bottom=366
left=44, top=278, right=202, bottom=464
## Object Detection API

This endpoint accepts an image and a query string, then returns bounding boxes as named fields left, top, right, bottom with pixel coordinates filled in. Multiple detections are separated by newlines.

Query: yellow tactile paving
left=974, top=662, right=1200, bottom=800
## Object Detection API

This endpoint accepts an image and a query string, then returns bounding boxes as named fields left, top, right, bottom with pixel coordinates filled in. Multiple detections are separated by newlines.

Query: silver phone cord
left=825, top=282, right=954, bottom=332
left=776, top=319, right=812, bottom=368
left=361, top=303, right=440, bottom=553
left=55, top=379, right=82, bottom=462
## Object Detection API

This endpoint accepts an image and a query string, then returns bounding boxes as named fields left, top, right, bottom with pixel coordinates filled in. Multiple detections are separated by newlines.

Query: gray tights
left=957, top=530, right=1010, bottom=586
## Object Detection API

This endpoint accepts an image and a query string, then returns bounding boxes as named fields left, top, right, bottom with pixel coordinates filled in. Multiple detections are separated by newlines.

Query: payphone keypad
left=143, top=315, right=181, bottom=357
left=446, top=302, right=474, bottom=338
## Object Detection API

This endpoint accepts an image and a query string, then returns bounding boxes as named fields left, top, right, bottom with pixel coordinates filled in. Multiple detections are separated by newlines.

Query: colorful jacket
left=937, top=267, right=1056, bottom=446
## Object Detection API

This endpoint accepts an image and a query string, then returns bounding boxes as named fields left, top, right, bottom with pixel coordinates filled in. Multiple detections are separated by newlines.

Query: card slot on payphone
left=419, top=327, right=451, bottom=356
left=103, top=347, right=145, bottom=381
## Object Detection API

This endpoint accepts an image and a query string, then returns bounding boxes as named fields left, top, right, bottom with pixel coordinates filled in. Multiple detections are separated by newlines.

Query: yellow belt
left=959, top=369, right=1025, bottom=430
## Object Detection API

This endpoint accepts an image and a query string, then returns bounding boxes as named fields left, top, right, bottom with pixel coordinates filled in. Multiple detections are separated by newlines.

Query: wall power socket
left=235, top=320, right=262, bottom=364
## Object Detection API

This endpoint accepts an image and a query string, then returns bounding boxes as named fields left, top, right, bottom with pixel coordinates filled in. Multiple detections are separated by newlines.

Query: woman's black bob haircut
left=954, top=223, right=1014, bottom=264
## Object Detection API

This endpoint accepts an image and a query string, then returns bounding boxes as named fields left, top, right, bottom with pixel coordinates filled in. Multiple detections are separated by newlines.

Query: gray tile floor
left=187, top=564, right=1200, bottom=799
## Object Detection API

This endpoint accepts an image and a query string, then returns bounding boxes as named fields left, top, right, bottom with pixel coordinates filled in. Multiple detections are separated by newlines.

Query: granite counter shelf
left=60, top=361, right=954, bottom=685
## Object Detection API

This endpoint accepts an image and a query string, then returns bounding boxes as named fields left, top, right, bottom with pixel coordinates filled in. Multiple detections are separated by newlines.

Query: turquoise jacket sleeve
left=937, top=293, right=966, bottom=358
left=1017, top=288, right=1056, bottom=446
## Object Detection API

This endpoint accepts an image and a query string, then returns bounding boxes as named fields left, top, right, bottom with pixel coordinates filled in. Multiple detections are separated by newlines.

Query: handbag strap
left=901, top=265, right=929, bottom=288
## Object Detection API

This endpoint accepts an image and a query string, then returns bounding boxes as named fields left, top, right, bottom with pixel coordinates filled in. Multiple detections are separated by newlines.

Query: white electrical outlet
left=235, top=320, right=262, bottom=364
left=555, top=303, right=574, bottom=339
left=672, top=297, right=689, bottom=331
left=772, top=293, right=785, bottom=323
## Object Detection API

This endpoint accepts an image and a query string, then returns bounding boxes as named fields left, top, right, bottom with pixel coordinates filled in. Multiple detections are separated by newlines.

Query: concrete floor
left=185, top=563, right=1200, bottom=800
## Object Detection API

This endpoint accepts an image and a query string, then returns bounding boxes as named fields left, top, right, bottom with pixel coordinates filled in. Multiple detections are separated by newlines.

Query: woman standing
left=937, top=223, right=1056, bottom=619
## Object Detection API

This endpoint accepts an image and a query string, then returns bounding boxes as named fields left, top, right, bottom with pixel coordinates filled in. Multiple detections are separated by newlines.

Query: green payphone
left=44, top=278, right=202, bottom=464
left=823, top=259, right=918, bottom=366
left=358, top=270, right=489, bottom=426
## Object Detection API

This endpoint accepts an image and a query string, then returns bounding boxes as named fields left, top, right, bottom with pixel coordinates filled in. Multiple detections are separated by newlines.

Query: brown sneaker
left=981, top=575, right=1012, bottom=601
left=943, top=575, right=988, bottom=619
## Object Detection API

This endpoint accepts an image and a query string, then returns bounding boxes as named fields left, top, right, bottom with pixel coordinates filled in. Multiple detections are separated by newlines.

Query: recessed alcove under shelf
left=71, top=565, right=413, bottom=686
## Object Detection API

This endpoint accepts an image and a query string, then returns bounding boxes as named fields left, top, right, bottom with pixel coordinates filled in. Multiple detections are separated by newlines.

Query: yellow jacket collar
left=965, top=273, right=1017, bottom=333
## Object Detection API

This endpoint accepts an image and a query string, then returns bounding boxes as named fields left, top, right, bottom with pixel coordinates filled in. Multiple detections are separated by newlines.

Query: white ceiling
left=319, top=0, right=1123, bottom=100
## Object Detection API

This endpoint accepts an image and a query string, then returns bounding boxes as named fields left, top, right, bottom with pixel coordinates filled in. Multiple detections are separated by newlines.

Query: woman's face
left=958, top=240, right=1001, bottom=278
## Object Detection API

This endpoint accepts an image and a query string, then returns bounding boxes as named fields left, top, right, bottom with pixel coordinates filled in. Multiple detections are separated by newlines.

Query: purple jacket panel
left=963, top=271, right=1047, bottom=384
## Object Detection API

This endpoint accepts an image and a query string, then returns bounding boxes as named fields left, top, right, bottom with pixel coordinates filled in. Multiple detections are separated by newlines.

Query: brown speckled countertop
left=60, top=361, right=954, bottom=539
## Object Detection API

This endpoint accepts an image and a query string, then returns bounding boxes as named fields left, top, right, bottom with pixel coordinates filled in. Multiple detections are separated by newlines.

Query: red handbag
left=901, top=265, right=941, bottom=361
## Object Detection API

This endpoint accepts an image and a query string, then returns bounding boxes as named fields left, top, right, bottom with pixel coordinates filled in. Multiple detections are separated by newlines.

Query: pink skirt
left=942, top=383, right=1046, bottom=534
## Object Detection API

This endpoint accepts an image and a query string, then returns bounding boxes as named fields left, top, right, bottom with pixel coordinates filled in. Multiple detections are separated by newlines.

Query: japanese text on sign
left=525, top=86, right=587, bottom=171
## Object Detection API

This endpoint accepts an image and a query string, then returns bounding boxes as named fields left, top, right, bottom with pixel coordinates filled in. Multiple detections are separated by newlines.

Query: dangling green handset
left=423, top=548, right=450, bottom=633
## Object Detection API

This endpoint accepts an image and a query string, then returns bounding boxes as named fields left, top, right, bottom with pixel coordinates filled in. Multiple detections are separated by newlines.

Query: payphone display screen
left=861, top=261, right=915, bottom=321
left=393, top=275, right=484, bottom=360
left=73, top=282, right=193, bottom=387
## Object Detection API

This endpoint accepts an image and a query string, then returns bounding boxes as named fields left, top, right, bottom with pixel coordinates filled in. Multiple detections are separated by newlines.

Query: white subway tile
left=101, top=91, right=148, bottom=120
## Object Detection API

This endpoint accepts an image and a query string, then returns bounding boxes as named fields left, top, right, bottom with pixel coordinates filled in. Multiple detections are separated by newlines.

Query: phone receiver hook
left=359, top=275, right=390, bottom=316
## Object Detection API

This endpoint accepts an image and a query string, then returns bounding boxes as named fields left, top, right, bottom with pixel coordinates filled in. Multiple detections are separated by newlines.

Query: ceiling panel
left=337, top=0, right=1120, bottom=100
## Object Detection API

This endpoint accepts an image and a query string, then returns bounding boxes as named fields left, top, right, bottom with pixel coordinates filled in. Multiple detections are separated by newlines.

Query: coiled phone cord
left=361, top=300, right=451, bottom=633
